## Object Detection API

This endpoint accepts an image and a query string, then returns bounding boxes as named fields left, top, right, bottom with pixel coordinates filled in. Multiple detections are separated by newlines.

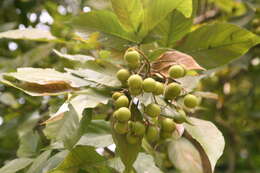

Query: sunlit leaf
left=27, top=150, right=52, bottom=173
left=53, top=49, right=95, bottom=63
left=0, top=158, right=33, bottom=173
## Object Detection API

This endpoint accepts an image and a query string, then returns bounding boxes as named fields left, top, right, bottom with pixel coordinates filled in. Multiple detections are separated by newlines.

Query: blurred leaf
left=49, top=146, right=112, bottom=173
left=193, top=91, right=218, bottom=100
left=42, top=151, right=69, bottom=173
left=168, top=137, right=203, bottom=173
left=70, top=89, right=110, bottom=116
left=17, top=131, right=40, bottom=158
left=139, top=0, right=182, bottom=38
left=71, top=10, right=138, bottom=42
left=1, top=68, right=90, bottom=96
left=27, top=150, right=52, bottom=173
left=110, top=0, right=143, bottom=32
left=53, top=49, right=95, bottom=63
left=0, top=158, right=33, bottom=173
left=176, top=0, right=193, bottom=18
left=77, top=134, right=113, bottom=148
left=152, top=51, right=205, bottom=76
left=133, top=153, right=163, bottom=173
left=0, top=29, right=57, bottom=41
left=43, top=104, right=81, bottom=149
left=177, top=23, right=260, bottom=69
left=176, top=75, right=206, bottom=92
left=0, top=92, right=19, bottom=108
left=184, top=117, right=225, bottom=172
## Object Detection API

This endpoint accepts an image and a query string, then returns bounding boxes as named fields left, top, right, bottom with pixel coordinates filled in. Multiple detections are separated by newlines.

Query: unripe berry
left=153, top=82, right=164, bottom=95
left=146, top=125, right=159, bottom=142
left=124, top=50, right=140, bottom=64
left=184, top=94, right=199, bottom=108
left=112, top=92, right=123, bottom=100
left=132, top=121, right=146, bottom=136
left=114, top=107, right=131, bottom=122
left=168, top=65, right=186, bottom=78
left=126, top=133, right=139, bottom=144
left=143, top=78, right=156, bottom=93
left=173, top=109, right=186, bottom=124
left=129, top=87, right=142, bottom=96
left=128, top=61, right=140, bottom=69
left=161, top=118, right=176, bottom=132
left=116, top=69, right=130, bottom=82
left=145, top=103, right=161, bottom=117
left=115, top=95, right=129, bottom=109
left=164, top=83, right=182, bottom=100
left=161, top=131, right=172, bottom=139
left=128, top=74, right=143, bottom=89
left=114, top=122, right=128, bottom=134
left=252, top=19, right=260, bottom=27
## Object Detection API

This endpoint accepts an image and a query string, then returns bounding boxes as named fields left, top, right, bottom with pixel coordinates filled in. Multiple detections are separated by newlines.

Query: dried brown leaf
left=152, top=50, right=205, bottom=76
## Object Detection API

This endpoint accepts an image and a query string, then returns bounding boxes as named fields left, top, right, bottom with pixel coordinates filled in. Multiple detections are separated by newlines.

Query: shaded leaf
left=194, top=91, right=218, bottom=100
left=77, top=134, right=113, bottom=148
left=184, top=117, right=225, bottom=172
left=42, top=151, right=69, bottom=173
left=0, top=92, right=19, bottom=108
left=168, top=137, right=203, bottom=173
left=110, top=0, right=143, bottom=32
left=176, top=75, right=206, bottom=92
left=0, top=29, right=56, bottom=41
left=152, top=51, right=205, bottom=76
left=177, top=23, right=260, bottom=69
left=27, top=150, right=52, bottom=173
left=0, top=158, right=33, bottom=173
left=133, top=153, right=163, bottom=173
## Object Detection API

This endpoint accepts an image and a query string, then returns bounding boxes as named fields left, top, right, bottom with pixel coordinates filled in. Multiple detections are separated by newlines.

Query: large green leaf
left=176, top=0, right=193, bottom=18
left=53, top=49, right=95, bottom=63
left=0, top=29, right=57, bottom=41
left=42, top=151, right=69, bottom=173
left=110, top=0, right=143, bottom=32
left=49, top=146, right=112, bottom=173
left=27, top=150, right=52, bottom=173
left=71, top=10, right=138, bottom=42
left=0, top=68, right=90, bottom=96
left=168, top=137, right=203, bottom=173
left=139, top=0, right=182, bottom=38
left=184, top=117, right=225, bottom=172
left=177, top=23, right=260, bottom=69
left=0, top=158, right=33, bottom=173
left=43, top=104, right=81, bottom=149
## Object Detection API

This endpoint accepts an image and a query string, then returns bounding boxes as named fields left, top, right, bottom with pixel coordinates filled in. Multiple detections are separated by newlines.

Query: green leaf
left=184, top=117, right=225, bottom=172
left=42, top=151, right=69, bottom=173
left=0, top=158, right=33, bottom=173
left=0, top=68, right=90, bottom=96
left=139, top=0, right=182, bottom=38
left=70, top=89, right=110, bottom=116
left=27, top=150, right=52, bottom=173
left=168, top=137, right=203, bottom=173
left=0, top=29, right=56, bottom=41
left=176, top=0, right=193, bottom=18
left=177, top=23, right=260, bottom=69
left=110, top=0, right=143, bottom=32
left=50, top=146, right=112, bottom=173
left=71, top=10, right=138, bottom=42
left=43, top=104, right=81, bottom=149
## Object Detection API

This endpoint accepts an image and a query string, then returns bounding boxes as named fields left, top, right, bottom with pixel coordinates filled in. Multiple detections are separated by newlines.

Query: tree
left=0, top=0, right=259, bottom=173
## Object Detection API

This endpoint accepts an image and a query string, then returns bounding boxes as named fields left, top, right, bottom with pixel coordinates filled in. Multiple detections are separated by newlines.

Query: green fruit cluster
left=251, top=17, right=260, bottom=35
left=112, top=49, right=201, bottom=144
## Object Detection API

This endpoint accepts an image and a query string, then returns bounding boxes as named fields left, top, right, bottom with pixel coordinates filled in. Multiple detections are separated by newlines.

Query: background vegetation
left=0, top=0, right=259, bottom=173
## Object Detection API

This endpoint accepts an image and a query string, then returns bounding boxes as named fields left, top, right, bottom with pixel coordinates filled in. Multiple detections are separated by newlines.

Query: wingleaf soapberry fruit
left=115, top=95, right=129, bottom=109
left=128, top=74, right=143, bottom=89
left=114, top=122, right=128, bottom=134
left=112, top=92, right=123, bottom=100
left=161, top=118, right=176, bottom=132
left=143, top=78, right=156, bottom=93
left=153, top=82, right=164, bottom=95
left=132, top=121, right=146, bottom=136
left=146, top=125, right=159, bottom=142
left=114, top=107, right=131, bottom=122
left=124, top=50, right=140, bottom=64
left=168, top=65, right=186, bottom=78
left=116, top=69, right=130, bottom=82
left=184, top=94, right=199, bottom=108
left=145, top=103, right=161, bottom=118
left=164, top=83, right=182, bottom=100
left=126, top=133, right=139, bottom=144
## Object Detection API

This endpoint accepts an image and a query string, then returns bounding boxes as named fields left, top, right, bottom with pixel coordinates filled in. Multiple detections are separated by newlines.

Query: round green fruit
left=164, top=83, right=182, bottom=100
left=153, top=82, right=164, bottom=95
left=124, top=50, right=140, bottom=64
left=132, top=121, right=146, bottom=136
left=252, top=19, right=260, bottom=27
left=116, top=69, right=130, bottom=82
left=145, top=125, right=159, bottom=142
left=161, top=118, right=176, bottom=132
left=128, top=74, right=143, bottom=89
left=112, top=92, right=123, bottom=100
left=114, top=107, right=131, bottom=122
left=160, top=131, right=172, bottom=139
left=145, top=104, right=161, bottom=118
left=168, top=65, right=185, bottom=78
left=128, top=61, right=140, bottom=69
left=184, top=94, right=199, bottom=108
left=129, top=87, right=142, bottom=96
left=173, top=109, right=186, bottom=124
left=143, top=78, right=156, bottom=93
left=115, top=95, right=129, bottom=109
left=126, top=133, right=139, bottom=144
left=114, top=122, right=128, bottom=134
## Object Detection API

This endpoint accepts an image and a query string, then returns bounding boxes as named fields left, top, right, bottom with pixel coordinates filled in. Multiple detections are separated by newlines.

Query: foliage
left=0, top=0, right=259, bottom=173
